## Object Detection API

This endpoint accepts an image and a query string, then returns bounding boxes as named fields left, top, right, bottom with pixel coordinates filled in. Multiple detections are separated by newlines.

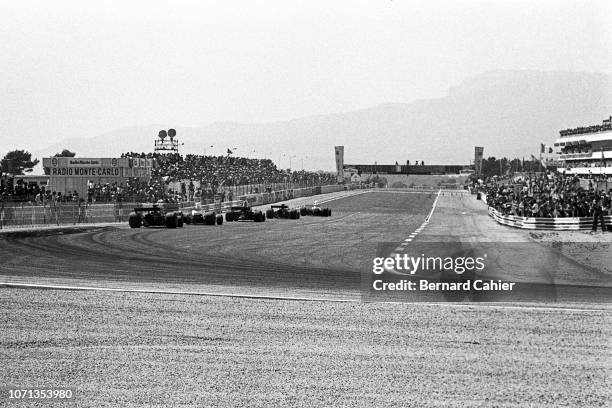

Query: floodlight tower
left=154, top=129, right=180, bottom=153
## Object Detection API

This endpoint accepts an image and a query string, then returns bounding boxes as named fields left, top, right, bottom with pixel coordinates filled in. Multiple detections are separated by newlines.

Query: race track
left=0, top=191, right=436, bottom=299
left=2, top=190, right=611, bottom=407
left=1, top=190, right=610, bottom=304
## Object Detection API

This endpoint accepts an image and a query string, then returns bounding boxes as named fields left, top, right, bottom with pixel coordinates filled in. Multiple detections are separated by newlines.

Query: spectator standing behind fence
left=591, top=198, right=607, bottom=232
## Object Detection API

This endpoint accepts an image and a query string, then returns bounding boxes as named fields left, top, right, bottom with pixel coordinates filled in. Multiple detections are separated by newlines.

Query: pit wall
left=488, top=206, right=611, bottom=230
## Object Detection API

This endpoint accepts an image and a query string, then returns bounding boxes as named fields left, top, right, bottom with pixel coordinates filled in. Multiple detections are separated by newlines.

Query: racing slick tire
left=182, top=213, right=192, bottom=224
left=204, top=213, right=216, bottom=225
left=176, top=213, right=184, bottom=227
left=216, top=214, right=224, bottom=225
left=165, top=213, right=178, bottom=228
left=254, top=211, right=264, bottom=222
left=266, top=209, right=274, bottom=219
left=299, top=207, right=307, bottom=216
left=313, top=208, right=321, bottom=216
left=128, top=212, right=142, bottom=228
left=225, top=212, right=234, bottom=222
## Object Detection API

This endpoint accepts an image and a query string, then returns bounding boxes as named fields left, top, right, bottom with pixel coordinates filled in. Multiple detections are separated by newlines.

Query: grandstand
left=0, top=152, right=338, bottom=204
left=555, top=115, right=612, bottom=176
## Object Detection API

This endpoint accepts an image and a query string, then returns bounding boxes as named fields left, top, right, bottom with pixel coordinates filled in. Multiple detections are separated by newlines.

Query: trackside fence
left=0, top=202, right=140, bottom=229
left=0, top=184, right=367, bottom=229
left=488, top=206, right=612, bottom=230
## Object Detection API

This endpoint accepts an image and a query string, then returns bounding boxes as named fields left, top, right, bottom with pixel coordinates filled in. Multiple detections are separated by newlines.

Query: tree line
left=1, top=149, right=75, bottom=175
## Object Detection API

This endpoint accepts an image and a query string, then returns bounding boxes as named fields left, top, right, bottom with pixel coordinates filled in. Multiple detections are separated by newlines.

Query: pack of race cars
left=128, top=201, right=331, bottom=228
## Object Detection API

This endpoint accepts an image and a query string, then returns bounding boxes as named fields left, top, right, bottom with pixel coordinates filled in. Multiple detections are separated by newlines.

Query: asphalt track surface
left=1, top=190, right=609, bottom=306
left=0, top=191, right=435, bottom=300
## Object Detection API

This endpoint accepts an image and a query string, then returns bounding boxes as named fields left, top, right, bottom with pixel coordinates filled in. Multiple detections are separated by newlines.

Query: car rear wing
left=133, top=206, right=161, bottom=212
left=133, top=203, right=180, bottom=212
left=229, top=205, right=250, bottom=211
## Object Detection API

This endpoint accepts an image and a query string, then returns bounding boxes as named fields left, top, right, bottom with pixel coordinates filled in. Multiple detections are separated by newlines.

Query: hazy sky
left=1, top=0, right=611, bottom=151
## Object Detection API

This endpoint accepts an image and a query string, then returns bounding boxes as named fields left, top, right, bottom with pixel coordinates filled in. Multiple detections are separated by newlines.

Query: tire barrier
left=488, top=206, right=612, bottom=230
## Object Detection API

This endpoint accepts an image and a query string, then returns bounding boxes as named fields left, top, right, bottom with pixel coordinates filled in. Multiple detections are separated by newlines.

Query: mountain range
left=32, top=70, right=612, bottom=171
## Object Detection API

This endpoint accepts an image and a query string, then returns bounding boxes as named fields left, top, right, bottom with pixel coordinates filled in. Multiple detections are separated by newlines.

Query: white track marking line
left=0, top=282, right=606, bottom=312
left=0, top=282, right=354, bottom=303
left=313, top=188, right=441, bottom=206
left=384, top=189, right=441, bottom=274
left=314, top=190, right=370, bottom=205
left=425, top=189, right=442, bottom=223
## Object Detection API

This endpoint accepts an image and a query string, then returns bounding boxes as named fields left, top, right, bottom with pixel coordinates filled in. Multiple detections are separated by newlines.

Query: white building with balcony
left=554, top=116, right=612, bottom=176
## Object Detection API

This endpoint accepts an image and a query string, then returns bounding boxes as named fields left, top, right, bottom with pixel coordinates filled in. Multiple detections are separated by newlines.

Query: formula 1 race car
left=266, top=204, right=300, bottom=219
left=128, top=204, right=184, bottom=228
left=299, top=203, right=331, bottom=217
left=225, top=203, right=266, bottom=222
left=183, top=210, right=224, bottom=226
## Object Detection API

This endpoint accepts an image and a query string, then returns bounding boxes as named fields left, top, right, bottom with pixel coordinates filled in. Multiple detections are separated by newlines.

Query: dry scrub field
left=1, top=289, right=610, bottom=408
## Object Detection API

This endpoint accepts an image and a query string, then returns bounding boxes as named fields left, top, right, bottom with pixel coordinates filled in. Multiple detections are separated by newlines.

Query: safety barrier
left=488, top=206, right=612, bottom=230
left=0, top=202, right=138, bottom=229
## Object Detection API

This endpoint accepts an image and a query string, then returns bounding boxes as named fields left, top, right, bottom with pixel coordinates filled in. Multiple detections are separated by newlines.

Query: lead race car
left=128, top=203, right=184, bottom=228
left=266, top=203, right=300, bottom=220
left=299, top=201, right=332, bottom=217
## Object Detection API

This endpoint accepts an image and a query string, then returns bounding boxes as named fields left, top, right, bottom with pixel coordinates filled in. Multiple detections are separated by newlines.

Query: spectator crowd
left=1, top=152, right=337, bottom=204
left=479, top=172, right=611, bottom=219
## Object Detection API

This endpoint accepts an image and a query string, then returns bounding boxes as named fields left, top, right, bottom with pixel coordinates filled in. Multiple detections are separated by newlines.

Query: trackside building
left=42, top=157, right=154, bottom=197
left=555, top=115, right=612, bottom=176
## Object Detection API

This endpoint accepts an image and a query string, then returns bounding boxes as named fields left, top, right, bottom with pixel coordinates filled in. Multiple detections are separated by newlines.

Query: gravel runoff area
left=1, top=288, right=610, bottom=408
left=0, top=189, right=610, bottom=407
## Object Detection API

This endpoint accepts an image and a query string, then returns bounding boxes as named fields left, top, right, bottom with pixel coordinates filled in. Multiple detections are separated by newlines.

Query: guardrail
left=488, top=206, right=611, bottom=230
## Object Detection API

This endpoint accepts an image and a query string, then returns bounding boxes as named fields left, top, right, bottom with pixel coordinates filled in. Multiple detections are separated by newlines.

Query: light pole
left=278, top=153, right=286, bottom=169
